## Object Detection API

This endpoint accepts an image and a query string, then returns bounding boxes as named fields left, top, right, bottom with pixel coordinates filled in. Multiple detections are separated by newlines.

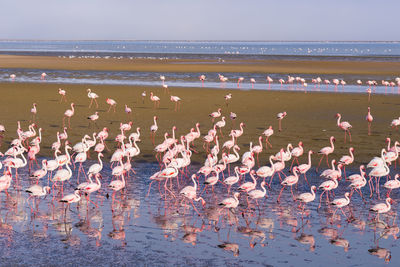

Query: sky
left=0, top=0, right=399, bottom=41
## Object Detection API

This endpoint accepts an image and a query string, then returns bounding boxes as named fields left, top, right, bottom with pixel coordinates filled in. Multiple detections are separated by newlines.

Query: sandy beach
left=1, top=54, right=400, bottom=76
left=0, top=80, right=397, bottom=166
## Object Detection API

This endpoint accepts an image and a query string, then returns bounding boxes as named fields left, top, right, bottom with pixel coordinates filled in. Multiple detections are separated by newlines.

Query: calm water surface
left=0, top=159, right=399, bottom=266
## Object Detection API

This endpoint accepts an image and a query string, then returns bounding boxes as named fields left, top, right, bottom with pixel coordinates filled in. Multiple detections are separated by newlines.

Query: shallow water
left=0, top=158, right=399, bottom=266
left=1, top=68, right=399, bottom=95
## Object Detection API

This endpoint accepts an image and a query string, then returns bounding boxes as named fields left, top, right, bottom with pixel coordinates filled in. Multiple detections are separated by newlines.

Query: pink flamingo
left=338, top=147, right=354, bottom=178
left=277, top=167, right=299, bottom=202
left=366, top=107, right=373, bottom=135
left=316, top=136, right=335, bottom=172
left=180, top=174, right=206, bottom=215
left=209, top=108, right=222, bottom=123
left=251, top=136, right=263, bottom=166
left=250, top=78, right=256, bottom=88
left=150, top=92, right=160, bottom=109
left=296, top=186, right=316, bottom=211
left=383, top=174, right=400, bottom=198
left=262, top=126, right=273, bottom=149
left=318, top=178, right=338, bottom=208
left=336, top=113, right=352, bottom=143
left=87, top=89, right=99, bottom=108
left=237, top=77, right=244, bottom=88
left=41, top=72, right=47, bottom=80
left=289, top=141, right=304, bottom=170
left=277, top=112, right=287, bottom=132
left=170, top=95, right=181, bottom=111
left=63, top=103, right=75, bottom=128
left=106, top=98, right=117, bottom=112
left=330, top=192, right=350, bottom=219
left=297, top=150, right=313, bottom=185
left=58, top=88, right=67, bottom=102
left=199, top=75, right=206, bottom=87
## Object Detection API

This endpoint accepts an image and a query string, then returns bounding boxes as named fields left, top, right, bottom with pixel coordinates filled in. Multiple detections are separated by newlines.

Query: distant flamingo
left=209, top=108, right=222, bottom=123
left=199, top=75, right=206, bottom=87
left=277, top=167, right=299, bottom=202
left=250, top=78, right=256, bottom=88
left=366, top=107, right=373, bottom=135
left=41, top=72, right=47, bottom=80
left=296, top=185, right=316, bottom=212
left=237, top=77, right=244, bottom=88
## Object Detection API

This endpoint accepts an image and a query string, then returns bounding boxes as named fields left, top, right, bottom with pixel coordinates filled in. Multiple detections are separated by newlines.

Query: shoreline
left=1, top=55, right=400, bottom=76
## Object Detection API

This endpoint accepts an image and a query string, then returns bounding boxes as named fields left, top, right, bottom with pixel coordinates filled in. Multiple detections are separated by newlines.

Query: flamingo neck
left=192, top=176, right=197, bottom=191
left=307, top=151, right=312, bottom=167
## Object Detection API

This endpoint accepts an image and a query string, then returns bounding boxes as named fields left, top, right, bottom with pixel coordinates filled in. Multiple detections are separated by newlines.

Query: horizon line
left=0, top=39, right=399, bottom=43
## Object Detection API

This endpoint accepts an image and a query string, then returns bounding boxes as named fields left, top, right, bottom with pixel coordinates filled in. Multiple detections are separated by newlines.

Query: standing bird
left=160, top=75, right=166, bottom=86
left=10, top=74, right=16, bottom=81
left=150, top=116, right=158, bottom=145
left=330, top=192, right=351, bottom=219
left=63, top=103, right=75, bottom=128
left=336, top=113, right=352, bottom=143
left=87, top=89, right=99, bottom=108
left=317, top=136, right=335, bottom=172
left=125, top=104, right=132, bottom=116
left=150, top=92, right=160, bottom=109
left=58, top=88, right=67, bottom=102
left=141, top=91, right=146, bottom=104
left=106, top=98, right=117, bottom=112
left=262, top=126, right=273, bottom=149
left=250, top=78, right=256, bottom=88
left=30, top=103, right=37, bottom=122
left=41, top=72, right=47, bottom=80
left=199, top=75, right=206, bottom=87
left=170, top=95, right=181, bottom=111
left=370, top=198, right=392, bottom=220
left=296, top=186, right=316, bottom=211
left=237, top=77, right=244, bottom=87
left=218, top=192, right=240, bottom=209
left=366, top=107, right=373, bottom=136
left=225, top=94, right=232, bottom=106
left=87, top=112, right=99, bottom=128
left=209, top=108, right=222, bottom=123
left=277, top=112, right=287, bottom=132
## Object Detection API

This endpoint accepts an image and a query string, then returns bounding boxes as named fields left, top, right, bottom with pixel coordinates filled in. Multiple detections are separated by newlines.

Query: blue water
left=0, top=158, right=399, bottom=266
left=1, top=68, right=399, bottom=95
left=1, top=40, right=400, bottom=60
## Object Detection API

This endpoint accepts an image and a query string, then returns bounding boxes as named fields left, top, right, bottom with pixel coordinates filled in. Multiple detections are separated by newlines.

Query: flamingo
left=369, top=149, right=390, bottom=197
left=248, top=181, right=267, bottom=206
left=225, top=93, right=232, bottom=106
left=218, top=192, right=240, bottom=209
left=203, top=171, right=220, bottom=193
left=230, top=122, right=245, bottom=140
left=26, top=184, right=50, bottom=199
left=349, top=172, right=367, bottom=200
left=262, top=126, right=273, bottom=149
left=237, top=77, right=244, bottom=87
left=29, top=159, right=48, bottom=181
left=199, top=75, right=206, bottom=87
left=338, top=147, right=355, bottom=178
left=238, top=170, right=257, bottom=192
left=88, top=153, right=104, bottom=176
left=215, top=116, right=226, bottom=137
left=276, top=112, right=287, bottom=132
left=250, top=78, right=256, bottom=88
left=41, top=72, right=47, bottom=80
left=209, top=108, right=222, bottom=123
left=87, top=112, right=99, bottom=127
left=58, top=88, right=67, bottom=102
left=297, top=150, right=313, bottom=185
left=106, top=98, right=117, bottom=112
left=330, top=192, right=350, bottom=219
left=317, top=136, right=335, bottom=172
left=223, top=166, right=240, bottom=194
left=366, top=107, right=373, bottom=135
left=296, top=186, right=316, bottom=211
left=82, top=173, right=102, bottom=207
left=251, top=136, right=263, bottom=166
left=277, top=167, right=299, bottom=202
left=124, top=104, right=132, bottom=116
left=180, top=174, right=206, bottom=215
left=318, top=178, right=338, bottom=208
left=289, top=141, right=304, bottom=170
left=170, top=95, right=181, bottom=111
left=10, top=74, right=16, bottom=81
left=87, top=89, right=99, bottom=108
left=63, top=103, right=75, bottom=128
left=30, top=103, right=37, bottom=122
left=383, top=174, right=400, bottom=198
left=150, top=92, right=160, bottom=109
left=256, top=155, right=275, bottom=183
left=370, top=198, right=392, bottom=220
left=336, top=113, right=352, bottom=143
left=150, top=116, right=158, bottom=145
left=141, top=91, right=146, bottom=104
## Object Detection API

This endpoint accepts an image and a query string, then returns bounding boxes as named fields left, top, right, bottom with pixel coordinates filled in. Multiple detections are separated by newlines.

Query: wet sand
left=0, top=81, right=398, bottom=166
left=1, top=54, right=400, bottom=76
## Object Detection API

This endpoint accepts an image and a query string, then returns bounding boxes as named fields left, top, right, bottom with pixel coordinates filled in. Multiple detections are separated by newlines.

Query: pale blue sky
left=0, top=0, right=398, bottom=41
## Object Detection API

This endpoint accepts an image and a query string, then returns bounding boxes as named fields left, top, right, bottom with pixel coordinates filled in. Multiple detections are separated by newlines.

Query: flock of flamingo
left=0, top=73, right=399, bottom=261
